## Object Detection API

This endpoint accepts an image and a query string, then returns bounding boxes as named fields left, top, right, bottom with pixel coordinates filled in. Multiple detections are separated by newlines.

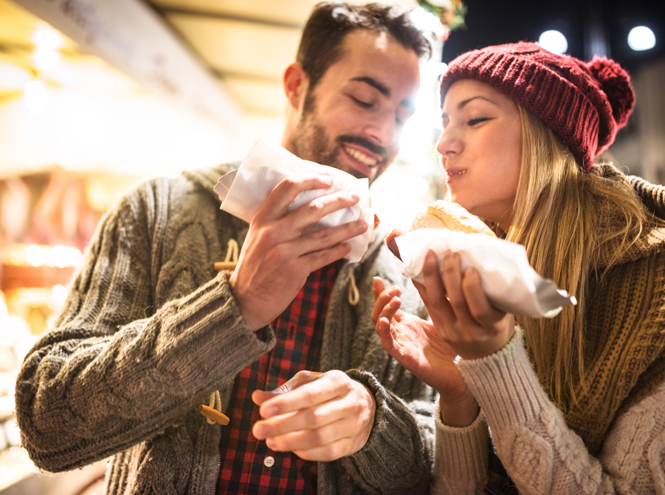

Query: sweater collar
left=183, top=163, right=239, bottom=200
left=593, top=164, right=665, bottom=269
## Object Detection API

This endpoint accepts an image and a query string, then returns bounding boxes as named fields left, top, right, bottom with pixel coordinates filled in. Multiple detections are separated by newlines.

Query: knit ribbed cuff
left=341, top=369, right=431, bottom=492
left=456, top=330, right=552, bottom=431
left=434, top=401, right=489, bottom=484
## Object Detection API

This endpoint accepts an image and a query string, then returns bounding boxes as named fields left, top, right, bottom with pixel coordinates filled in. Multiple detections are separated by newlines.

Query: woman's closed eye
left=468, top=117, right=490, bottom=126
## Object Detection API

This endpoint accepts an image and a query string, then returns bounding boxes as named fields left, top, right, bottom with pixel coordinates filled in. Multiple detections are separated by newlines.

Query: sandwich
left=386, top=200, right=495, bottom=260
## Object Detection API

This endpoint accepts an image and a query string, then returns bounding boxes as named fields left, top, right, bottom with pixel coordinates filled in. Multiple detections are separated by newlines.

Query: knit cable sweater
left=14, top=163, right=436, bottom=495
left=432, top=173, right=665, bottom=494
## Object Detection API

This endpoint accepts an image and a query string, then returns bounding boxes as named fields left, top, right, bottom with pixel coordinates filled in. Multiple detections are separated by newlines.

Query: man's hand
left=251, top=370, right=376, bottom=461
left=229, top=174, right=368, bottom=330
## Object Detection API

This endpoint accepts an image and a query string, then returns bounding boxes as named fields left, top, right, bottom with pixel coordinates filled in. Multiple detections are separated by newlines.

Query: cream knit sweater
left=433, top=330, right=665, bottom=494
left=432, top=171, right=665, bottom=494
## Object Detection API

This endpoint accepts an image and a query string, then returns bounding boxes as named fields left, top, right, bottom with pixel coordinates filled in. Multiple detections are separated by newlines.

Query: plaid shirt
left=217, top=262, right=340, bottom=494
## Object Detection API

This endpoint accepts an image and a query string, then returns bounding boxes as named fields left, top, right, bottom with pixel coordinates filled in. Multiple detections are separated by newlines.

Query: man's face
left=290, top=29, right=421, bottom=184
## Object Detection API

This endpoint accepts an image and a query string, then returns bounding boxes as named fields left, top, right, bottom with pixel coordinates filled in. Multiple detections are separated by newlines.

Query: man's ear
left=283, top=63, right=308, bottom=111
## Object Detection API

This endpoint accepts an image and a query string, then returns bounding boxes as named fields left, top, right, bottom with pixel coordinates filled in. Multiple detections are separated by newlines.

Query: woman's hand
left=417, top=249, right=515, bottom=361
left=372, top=278, right=478, bottom=426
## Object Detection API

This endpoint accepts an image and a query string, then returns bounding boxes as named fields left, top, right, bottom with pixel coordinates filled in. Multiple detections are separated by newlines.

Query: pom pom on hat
left=439, top=42, right=636, bottom=171
left=587, top=56, right=635, bottom=129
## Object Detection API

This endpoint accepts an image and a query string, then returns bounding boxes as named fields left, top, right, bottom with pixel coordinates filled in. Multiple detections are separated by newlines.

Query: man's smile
left=342, top=144, right=379, bottom=167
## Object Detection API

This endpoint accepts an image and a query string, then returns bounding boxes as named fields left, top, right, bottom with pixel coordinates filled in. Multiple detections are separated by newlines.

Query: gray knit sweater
left=14, top=163, right=436, bottom=495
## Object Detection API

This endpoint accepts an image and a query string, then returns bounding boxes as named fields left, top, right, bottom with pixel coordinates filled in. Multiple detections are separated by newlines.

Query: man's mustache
left=337, top=135, right=388, bottom=162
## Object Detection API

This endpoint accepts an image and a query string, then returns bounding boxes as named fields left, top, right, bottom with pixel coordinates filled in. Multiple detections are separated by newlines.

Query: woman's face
left=437, top=79, right=522, bottom=231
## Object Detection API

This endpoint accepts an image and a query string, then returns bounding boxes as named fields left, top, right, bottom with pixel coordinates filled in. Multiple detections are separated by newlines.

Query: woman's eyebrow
left=458, top=95, right=499, bottom=109
left=441, top=95, right=500, bottom=120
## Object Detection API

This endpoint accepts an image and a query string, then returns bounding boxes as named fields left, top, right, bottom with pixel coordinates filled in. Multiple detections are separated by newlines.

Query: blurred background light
left=23, top=80, right=48, bottom=114
left=24, top=245, right=45, bottom=267
left=628, top=26, right=656, bottom=52
left=0, top=62, right=31, bottom=91
left=30, top=26, right=63, bottom=50
left=539, top=30, right=568, bottom=54
left=409, top=7, right=446, bottom=39
left=32, top=47, right=61, bottom=70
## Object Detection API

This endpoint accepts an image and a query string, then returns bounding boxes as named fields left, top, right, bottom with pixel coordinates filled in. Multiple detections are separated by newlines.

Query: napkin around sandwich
left=396, top=228, right=576, bottom=318
left=214, top=137, right=375, bottom=262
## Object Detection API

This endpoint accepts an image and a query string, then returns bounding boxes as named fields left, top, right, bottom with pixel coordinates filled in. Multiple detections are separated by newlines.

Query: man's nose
left=364, top=113, right=397, bottom=148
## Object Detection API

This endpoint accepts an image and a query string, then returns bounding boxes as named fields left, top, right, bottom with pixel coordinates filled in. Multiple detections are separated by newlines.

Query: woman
left=372, top=42, right=665, bottom=494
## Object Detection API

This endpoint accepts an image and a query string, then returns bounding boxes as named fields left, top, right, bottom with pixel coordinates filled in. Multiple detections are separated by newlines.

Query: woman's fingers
left=371, top=279, right=401, bottom=324
left=411, top=280, right=430, bottom=308
left=461, top=267, right=501, bottom=327
left=378, top=296, right=402, bottom=325
left=372, top=277, right=385, bottom=300
left=440, top=251, right=474, bottom=324
left=421, top=250, right=456, bottom=326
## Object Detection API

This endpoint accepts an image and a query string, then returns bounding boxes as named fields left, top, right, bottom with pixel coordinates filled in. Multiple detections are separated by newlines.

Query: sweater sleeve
left=323, top=369, right=434, bottom=495
left=431, top=403, right=489, bottom=494
left=14, top=185, right=275, bottom=472
left=450, top=330, right=665, bottom=495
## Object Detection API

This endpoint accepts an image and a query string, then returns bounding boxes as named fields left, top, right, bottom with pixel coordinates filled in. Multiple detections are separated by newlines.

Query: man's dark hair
left=296, top=2, right=431, bottom=90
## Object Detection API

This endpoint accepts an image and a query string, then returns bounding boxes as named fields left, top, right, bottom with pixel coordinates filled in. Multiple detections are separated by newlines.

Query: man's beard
left=291, top=89, right=388, bottom=181
left=292, top=112, right=345, bottom=174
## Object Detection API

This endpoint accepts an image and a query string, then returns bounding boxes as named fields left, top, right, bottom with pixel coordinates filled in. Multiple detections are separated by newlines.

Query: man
left=15, top=2, right=435, bottom=494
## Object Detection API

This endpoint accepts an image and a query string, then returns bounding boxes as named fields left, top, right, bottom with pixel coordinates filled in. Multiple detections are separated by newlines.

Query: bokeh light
left=628, top=26, right=656, bottom=51
left=539, top=30, right=568, bottom=54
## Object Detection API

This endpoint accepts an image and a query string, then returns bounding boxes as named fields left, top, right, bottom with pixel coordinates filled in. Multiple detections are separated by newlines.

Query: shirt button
left=264, top=456, right=275, bottom=467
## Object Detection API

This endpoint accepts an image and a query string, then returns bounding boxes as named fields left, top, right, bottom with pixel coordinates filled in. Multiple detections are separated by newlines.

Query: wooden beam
left=13, top=0, right=242, bottom=136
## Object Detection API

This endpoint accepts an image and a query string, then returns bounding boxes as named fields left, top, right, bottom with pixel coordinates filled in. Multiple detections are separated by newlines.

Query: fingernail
left=254, top=425, right=266, bottom=438
left=465, top=267, right=476, bottom=277
left=349, top=192, right=360, bottom=202
left=444, top=251, right=454, bottom=260
left=356, top=219, right=367, bottom=229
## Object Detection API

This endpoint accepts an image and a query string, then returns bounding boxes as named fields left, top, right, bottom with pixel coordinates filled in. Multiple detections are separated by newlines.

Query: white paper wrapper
left=213, top=137, right=375, bottom=262
left=396, top=228, right=576, bottom=318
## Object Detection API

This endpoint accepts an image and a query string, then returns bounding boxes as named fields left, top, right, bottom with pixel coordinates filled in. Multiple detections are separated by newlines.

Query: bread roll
left=386, top=201, right=494, bottom=260
left=413, top=201, right=496, bottom=237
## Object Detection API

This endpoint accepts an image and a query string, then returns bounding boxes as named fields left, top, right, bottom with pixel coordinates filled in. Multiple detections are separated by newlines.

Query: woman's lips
left=445, top=168, right=467, bottom=181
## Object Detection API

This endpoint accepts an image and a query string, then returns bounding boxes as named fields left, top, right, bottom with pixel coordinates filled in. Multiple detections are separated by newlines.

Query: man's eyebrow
left=351, top=76, right=415, bottom=110
left=441, top=95, right=499, bottom=119
left=351, top=76, right=390, bottom=97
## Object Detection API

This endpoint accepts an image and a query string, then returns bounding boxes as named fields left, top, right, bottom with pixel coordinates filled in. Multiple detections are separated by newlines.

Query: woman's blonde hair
left=506, top=104, right=649, bottom=408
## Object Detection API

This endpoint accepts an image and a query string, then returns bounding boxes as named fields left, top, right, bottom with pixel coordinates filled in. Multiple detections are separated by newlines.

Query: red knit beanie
left=439, top=42, right=635, bottom=171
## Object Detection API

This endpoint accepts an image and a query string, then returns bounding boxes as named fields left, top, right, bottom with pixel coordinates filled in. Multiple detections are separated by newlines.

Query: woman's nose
left=436, top=129, right=463, bottom=157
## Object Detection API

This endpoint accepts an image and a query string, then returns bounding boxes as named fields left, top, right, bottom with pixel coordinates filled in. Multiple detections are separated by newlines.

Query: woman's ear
left=283, top=63, right=308, bottom=111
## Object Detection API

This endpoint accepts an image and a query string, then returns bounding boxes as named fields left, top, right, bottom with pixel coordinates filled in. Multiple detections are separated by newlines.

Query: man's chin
left=314, top=153, right=370, bottom=180
left=340, top=165, right=370, bottom=181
